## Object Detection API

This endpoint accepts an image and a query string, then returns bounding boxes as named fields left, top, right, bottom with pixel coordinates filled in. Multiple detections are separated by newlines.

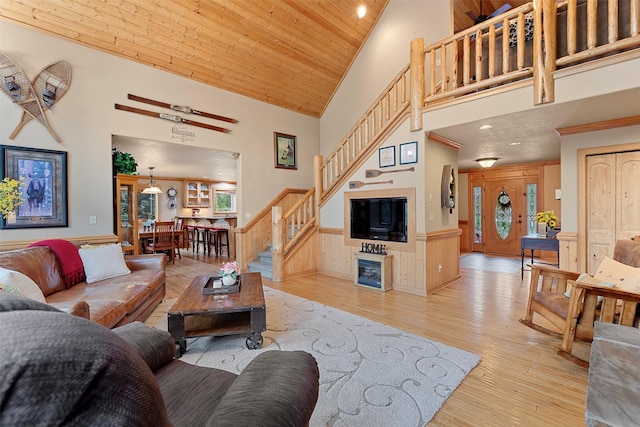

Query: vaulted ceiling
left=0, top=0, right=389, bottom=118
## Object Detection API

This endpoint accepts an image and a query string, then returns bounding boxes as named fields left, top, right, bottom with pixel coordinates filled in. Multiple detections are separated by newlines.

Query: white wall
left=319, top=0, right=451, bottom=156
left=0, top=21, right=318, bottom=242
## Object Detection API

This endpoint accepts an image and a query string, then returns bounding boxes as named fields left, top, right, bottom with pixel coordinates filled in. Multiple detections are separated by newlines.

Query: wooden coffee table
left=168, top=271, right=266, bottom=356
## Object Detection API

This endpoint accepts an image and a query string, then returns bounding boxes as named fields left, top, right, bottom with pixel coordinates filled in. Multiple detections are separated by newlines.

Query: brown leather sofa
left=0, top=245, right=166, bottom=328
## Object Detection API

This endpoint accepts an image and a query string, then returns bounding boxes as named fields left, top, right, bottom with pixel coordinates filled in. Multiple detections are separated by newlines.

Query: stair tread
left=248, top=260, right=272, bottom=269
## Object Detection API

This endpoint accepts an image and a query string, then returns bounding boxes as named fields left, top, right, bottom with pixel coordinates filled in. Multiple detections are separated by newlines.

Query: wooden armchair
left=520, top=239, right=640, bottom=367
left=519, top=264, right=580, bottom=338
left=559, top=280, right=640, bottom=367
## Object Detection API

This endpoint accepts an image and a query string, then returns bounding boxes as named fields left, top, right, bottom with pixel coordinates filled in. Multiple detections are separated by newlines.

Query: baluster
left=429, top=49, right=437, bottom=95
left=607, top=0, right=618, bottom=43
left=587, top=0, right=597, bottom=49
left=502, top=17, right=510, bottom=73
left=488, top=24, right=496, bottom=78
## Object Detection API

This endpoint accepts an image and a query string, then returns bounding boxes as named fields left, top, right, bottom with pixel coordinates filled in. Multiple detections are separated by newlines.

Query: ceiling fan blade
left=466, top=11, right=479, bottom=21
left=488, top=3, right=512, bottom=18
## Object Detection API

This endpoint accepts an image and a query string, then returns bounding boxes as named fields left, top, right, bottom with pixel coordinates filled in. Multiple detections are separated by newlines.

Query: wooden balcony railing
left=411, top=0, right=640, bottom=129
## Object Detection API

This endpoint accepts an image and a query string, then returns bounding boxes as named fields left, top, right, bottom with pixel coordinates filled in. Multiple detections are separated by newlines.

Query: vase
left=537, top=222, right=547, bottom=236
left=222, top=275, right=236, bottom=286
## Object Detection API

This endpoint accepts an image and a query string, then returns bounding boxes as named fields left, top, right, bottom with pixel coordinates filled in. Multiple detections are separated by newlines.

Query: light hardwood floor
left=165, top=251, right=589, bottom=426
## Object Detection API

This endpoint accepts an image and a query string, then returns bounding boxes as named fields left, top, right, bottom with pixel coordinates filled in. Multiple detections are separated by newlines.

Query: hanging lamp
left=142, top=166, right=163, bottom=194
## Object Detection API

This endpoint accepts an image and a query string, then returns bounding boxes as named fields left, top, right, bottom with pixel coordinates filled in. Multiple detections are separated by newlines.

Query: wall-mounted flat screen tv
left=350, top=197, right=408, bottom=242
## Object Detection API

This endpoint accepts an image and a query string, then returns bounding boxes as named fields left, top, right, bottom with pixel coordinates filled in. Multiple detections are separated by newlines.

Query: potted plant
left=112, top=148, right=138, bottom=175
left=0, top=176, right=26, bottom=219
left=220, top=261, right=240, bottom=286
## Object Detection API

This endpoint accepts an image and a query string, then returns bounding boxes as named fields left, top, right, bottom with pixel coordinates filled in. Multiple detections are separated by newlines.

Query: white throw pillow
left=0, top=267, right=47, bottom=302
left=79, top=243, right=131, bottom=284
left=594, top=256, right=640, bottom=293
left=564, top=272, right=615, bottom=301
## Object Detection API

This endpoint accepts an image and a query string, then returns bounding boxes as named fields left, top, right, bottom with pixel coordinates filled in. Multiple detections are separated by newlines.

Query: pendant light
left=142, top=166, right=163, bottom=194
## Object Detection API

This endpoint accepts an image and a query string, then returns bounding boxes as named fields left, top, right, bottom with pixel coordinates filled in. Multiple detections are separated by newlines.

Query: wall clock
left=167, top=187, right=177, bottom=209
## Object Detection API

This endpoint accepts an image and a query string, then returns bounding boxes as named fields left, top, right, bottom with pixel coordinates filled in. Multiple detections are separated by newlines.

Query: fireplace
left=354, top=252, right=392, bottom=291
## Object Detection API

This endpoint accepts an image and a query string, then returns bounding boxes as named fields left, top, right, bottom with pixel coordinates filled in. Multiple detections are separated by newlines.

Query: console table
left=520, top=234, right=559, bottom=279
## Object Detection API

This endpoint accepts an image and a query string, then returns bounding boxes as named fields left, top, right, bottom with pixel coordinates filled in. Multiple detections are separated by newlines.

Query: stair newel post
left=271, top=205, right=284, bottom=282
left=410, top=37, right=425, bottom=131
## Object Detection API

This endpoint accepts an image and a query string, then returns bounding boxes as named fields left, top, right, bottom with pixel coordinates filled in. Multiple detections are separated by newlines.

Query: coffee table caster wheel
left=246, top=333, right=263, bottom=350
left=176, top=339, right=186, bottom=358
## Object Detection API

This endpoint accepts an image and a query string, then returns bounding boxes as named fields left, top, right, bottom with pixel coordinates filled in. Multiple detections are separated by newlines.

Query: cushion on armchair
left=0, top=293, right=171, bottom=427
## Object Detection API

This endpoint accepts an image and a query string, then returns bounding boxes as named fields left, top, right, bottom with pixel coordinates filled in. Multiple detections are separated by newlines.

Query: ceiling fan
left=466, top=1, right=512, bottom=25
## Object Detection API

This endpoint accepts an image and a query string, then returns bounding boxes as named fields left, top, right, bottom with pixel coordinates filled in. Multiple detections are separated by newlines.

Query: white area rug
left=147, top=288, right=481, bottom=426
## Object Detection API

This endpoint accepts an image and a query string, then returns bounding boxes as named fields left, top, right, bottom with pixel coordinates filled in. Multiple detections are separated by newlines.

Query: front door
left=484, top=180, right=526, bottom=256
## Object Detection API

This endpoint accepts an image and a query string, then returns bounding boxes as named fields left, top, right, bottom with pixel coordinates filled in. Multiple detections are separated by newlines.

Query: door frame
left=466, top=163, right=545, bottom=256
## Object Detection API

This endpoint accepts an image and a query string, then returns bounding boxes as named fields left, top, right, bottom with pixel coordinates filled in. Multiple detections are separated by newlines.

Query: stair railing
left=319, top=65, right=411, bottom=205
left=235, top=188, right=308, bottom=272
left=271, top=188, right=316, bottom=282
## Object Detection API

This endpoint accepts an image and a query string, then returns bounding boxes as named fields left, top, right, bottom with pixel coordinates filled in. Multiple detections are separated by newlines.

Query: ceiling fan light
left=476, top=158, right=498, bottom=168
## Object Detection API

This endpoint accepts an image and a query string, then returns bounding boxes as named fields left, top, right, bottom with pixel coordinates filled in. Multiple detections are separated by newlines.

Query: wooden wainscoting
left=283, top=225, right=318, bottom=279
left=425, top=228, right=462, bottom=294
left=459, top=219, right=471, bottom=253
left=319, top=227, right=458, bottom=296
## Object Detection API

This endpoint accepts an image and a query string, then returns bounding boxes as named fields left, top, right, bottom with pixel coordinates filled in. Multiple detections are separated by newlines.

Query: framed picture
left=274, top=132, right=297, bottom=170
left=1, top=145, right=68, bottom=229
left=400, top=141, right=418, bottom=165
left=378, top=146, right=396, bottom=168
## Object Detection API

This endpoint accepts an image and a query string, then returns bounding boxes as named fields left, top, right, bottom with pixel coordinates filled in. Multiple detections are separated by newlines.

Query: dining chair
left=173, top=218, right=183, bottom=260
left=145, top=221, right=175, bottom=264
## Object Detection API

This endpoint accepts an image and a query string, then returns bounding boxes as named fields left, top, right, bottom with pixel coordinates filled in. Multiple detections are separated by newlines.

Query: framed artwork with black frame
left=378, top=146, right=395, bottom=168
left=1, top=145, right=68, bottom=229
left=399, top=141, right=418, bottom=165
left=274, top=132, right=297, bottom=170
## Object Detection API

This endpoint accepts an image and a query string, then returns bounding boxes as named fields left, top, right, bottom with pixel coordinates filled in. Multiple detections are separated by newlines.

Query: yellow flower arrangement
left=535, top=210, right=558, bottom=228
left=0, top=177, right=26, bottom=219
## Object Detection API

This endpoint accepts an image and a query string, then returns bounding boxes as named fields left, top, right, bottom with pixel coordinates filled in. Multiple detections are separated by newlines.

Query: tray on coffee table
left=202, top=275, right=241, bottom=294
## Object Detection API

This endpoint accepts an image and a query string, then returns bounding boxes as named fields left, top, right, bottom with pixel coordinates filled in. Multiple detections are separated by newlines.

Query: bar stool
left=189, top=225, right=207, bottom=254
left=216, top=228, right=230, bottom=257
left=206, top=228, right=219, bottom=256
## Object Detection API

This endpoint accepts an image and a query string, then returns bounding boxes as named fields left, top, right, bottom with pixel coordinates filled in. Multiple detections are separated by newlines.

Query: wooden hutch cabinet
left=183, top=180, right=210, bottom=208
left=115, top=174, right=139, bottom=254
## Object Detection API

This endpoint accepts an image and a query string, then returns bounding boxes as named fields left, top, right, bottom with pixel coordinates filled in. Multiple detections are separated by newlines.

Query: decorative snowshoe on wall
left=0, top=51, right=71, bottom=143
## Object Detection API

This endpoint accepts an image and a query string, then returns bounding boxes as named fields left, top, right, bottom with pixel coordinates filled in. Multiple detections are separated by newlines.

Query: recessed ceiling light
left=479, top=124, right=493, bottom=130
left=509, top=142, right=521, bottom=146
left=357, top=5, right=367, bottom=19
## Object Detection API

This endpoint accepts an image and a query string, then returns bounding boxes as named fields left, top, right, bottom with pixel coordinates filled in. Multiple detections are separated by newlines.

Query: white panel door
left=616, top=151, right=640, bottom=240
left=586, top=154, right=616, bottom=274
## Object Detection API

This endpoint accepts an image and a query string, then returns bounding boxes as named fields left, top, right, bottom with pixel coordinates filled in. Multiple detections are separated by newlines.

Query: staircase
left=248, top=245, right=274, bottom=279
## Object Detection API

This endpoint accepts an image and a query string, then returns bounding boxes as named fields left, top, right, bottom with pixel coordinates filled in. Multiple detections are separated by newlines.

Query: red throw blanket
left=28, top=239, right=85, bottom=288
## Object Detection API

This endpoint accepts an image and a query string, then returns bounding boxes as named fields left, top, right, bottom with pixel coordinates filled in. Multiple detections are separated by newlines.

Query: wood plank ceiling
left=1, top=1, right=529, bottom=117
left=0, top=0, right=388, bottom=118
